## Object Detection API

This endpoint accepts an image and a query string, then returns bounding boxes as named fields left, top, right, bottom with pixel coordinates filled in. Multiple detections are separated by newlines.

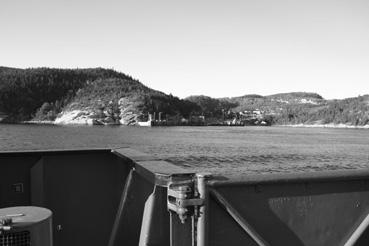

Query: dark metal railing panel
left=207, top=179, right=369, bottom=246
left=209, top=188, right=269, bottom=246
left=3, top=148, right=369, bottom=246
left=207, top=190, right=260, bottom=246
left=38, top=152, right=127, bottom=246
left=108, top=169, right=155, bottom=246
left=0, top=155, right=40, bottom=207
left=109, top=169, right=135, bottom=246
left=1, top=150, right=131, bottom=246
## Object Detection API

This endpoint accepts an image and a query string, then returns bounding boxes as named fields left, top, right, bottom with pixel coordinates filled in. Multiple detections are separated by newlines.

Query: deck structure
left=1, top=148, right=369, bottom=245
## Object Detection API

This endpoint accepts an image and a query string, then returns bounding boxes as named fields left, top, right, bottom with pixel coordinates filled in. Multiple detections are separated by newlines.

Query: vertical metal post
left=139, top=186, right=158, bottom=246
left=196, top=173, right=210, bottom=246
left=139, top=185, right=169, bottom=246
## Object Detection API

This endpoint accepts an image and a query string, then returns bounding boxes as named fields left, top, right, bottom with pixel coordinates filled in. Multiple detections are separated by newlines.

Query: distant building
left=239, top=110, right=264, bottom=119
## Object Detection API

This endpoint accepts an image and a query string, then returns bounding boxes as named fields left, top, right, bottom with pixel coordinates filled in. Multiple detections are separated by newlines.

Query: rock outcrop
left=54, top=110, right=94, bottom=125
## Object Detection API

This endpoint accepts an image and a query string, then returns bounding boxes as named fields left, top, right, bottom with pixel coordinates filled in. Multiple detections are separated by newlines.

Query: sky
left=1, top=0, right=369, bottom=99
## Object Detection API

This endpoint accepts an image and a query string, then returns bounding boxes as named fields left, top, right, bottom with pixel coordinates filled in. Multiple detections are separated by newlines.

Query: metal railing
left=2, top=148, right=369, bottom=246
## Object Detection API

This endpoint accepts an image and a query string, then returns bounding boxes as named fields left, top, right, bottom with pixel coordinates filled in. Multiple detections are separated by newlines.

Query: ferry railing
left=0, top=148, right=129, bottom=246
left=206, top=170, right=369, bottom=246
left=113, top=148, right=369, bottom=246
left=2, top=148, right=369, bottom=245
left=111, top=148, right=195, bottom=246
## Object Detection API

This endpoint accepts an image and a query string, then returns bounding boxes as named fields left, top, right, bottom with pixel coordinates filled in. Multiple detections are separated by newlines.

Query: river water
left=1, top=124, right=369, bottom=176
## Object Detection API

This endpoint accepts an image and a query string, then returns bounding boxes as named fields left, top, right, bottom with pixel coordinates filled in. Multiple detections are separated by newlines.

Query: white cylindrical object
left=0, top=206, right=53, bottom=246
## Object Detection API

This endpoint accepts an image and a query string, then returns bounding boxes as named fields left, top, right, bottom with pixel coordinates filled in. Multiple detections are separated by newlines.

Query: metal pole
left=139, top=185, right=169, bottom=246
left=139, top=186, right=157, bottom=246
left=108, top=168, right=134, bottom=246
left=196, top=173, right=210, bottom=246
left=209, top=188, right=269, bottom=246
left=344, top=213, right=369, bottom=246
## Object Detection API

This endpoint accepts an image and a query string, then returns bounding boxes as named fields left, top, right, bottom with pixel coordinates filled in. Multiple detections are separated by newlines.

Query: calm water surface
left=1, top=124, right=369, bottom=176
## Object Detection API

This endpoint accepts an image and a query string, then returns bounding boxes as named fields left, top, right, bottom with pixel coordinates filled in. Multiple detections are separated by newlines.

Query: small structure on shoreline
left=0, top=112, right=7, bottom=122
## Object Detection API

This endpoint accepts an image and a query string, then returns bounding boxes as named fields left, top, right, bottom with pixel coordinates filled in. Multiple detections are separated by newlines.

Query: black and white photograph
left=1, top=0, right=369, bottom=245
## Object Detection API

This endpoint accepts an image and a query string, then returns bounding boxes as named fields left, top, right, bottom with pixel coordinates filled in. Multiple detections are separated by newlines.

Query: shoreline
left=281, top=123, right=369, bottom=129
left=23, top=120, right=56, bottom=125
left=1, top=121, right=368, bottom=129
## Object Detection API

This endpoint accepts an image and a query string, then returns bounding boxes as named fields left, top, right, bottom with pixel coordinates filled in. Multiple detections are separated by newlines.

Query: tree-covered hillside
left=185, top=95, right=237, bottom=117
left=0, top=66, right=368, bottom=126
left=0, top=67, right=198, bottom=123
left=188, top=92, right=369, bottom=126
left=275, top=95, right=369, bottom=125
left=0, top=67, right=128, bottom=120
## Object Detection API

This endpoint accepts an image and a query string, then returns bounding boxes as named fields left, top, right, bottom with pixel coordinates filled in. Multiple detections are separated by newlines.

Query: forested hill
left=227, top=92, right=369, bottom=126
left=0, top=67, right=198, bottom=123
left=0, top=66, right=368, bottom=126
left=186, top=93, right=369, bottom=126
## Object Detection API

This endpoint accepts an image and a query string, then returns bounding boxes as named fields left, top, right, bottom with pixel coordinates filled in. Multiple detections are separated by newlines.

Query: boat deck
left=1, top=148, right=369, bottom=245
